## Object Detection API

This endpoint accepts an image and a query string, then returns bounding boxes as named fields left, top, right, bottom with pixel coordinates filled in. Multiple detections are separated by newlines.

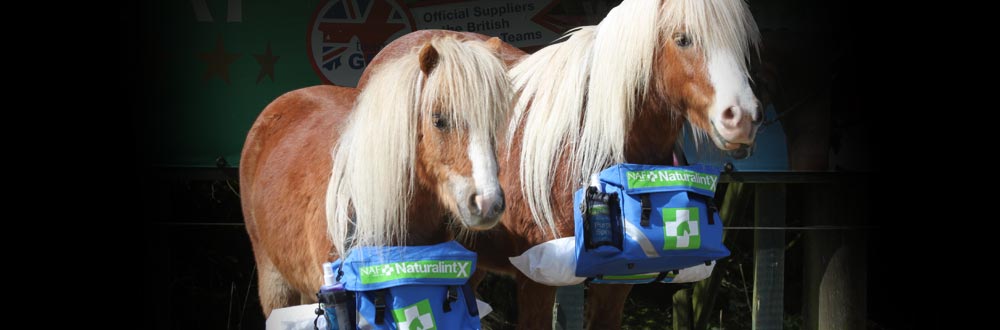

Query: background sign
left=136, top=0, right=861, bottom=173
left=139, top=0, right=570, bottom=167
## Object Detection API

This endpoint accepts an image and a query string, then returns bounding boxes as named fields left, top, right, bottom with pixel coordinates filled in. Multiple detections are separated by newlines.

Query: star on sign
left=253, top=42, right=280, bottom=84
left=198, top=36, right=241, bottom=84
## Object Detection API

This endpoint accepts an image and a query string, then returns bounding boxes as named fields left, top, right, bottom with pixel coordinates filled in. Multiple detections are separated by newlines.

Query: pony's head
left=650, top=0, right=762, bottom=151
left=414, top=37, right=511, bottom=231
left=326, top=37, right=511, bottom=253
left=507, top=0, right=761, bottom=237
left=581, top=0, right=761, bottom=155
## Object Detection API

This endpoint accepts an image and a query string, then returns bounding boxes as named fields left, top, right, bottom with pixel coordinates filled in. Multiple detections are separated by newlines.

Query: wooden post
left=674, top=288, right=693, bottom=330
left=753, top=184, right=785, bottom=330
left=803, top=183, right=867, bottom=330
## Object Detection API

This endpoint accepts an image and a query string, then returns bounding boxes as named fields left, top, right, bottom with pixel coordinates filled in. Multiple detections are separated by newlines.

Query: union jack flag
left=315, top=0, right=412, bottom=71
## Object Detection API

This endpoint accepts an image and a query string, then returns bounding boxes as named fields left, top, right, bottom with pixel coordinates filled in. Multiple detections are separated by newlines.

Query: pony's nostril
left=492, top=198, right=505, bottom=215
left=469, top=194, right=480, bottom=215
left=722, top=107, right=737, bottom=121
left=492, top=189, right=506, bottom=216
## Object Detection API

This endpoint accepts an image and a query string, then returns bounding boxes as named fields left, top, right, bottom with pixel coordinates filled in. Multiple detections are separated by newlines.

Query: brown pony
left=239, top=36, right=512, bottom=317
left=360, top=1, right=762, bottom=328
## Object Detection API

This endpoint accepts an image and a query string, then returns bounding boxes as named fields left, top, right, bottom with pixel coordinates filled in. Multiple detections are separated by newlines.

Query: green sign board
left=138, top=0, right=571, bottom=167
left=141, top=0, right=326, bottom=167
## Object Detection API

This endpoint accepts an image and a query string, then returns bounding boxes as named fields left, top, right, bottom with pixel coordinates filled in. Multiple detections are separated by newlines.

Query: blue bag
left=574, top=163, right=729, bottom=283
left=335, top=240, right=481, bottom=329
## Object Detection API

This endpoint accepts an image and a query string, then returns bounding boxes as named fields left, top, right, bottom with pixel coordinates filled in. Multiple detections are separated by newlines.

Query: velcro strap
left=640, top=194, right=652, bottom=227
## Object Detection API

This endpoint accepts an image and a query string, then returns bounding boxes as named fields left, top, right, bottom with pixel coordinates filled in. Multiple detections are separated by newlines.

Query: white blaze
left=707, top=50, right=757, bottom=126
left=467, top=134, right=500, bottom=197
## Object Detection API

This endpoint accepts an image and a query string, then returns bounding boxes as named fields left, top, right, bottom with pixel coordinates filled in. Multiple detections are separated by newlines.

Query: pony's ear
left=418, top=43, right=439, bottom=75
left=485, top=37, right=503, bottom=53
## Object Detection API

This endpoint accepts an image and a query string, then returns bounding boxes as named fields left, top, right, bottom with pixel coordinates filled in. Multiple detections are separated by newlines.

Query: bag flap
left=341, top=241, right=476, bottom=291
left=600, top=163, right=721, bottom=197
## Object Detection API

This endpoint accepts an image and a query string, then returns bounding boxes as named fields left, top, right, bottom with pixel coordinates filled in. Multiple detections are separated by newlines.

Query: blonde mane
left=326, top=37, right=511, bottom=254
left=509, top=0, right=759, bottom=238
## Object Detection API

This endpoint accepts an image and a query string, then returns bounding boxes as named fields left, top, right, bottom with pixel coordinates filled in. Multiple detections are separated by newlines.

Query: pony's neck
left=400, top=183, right=452, bottom=246
left=624, top=101, right=684, bottom=165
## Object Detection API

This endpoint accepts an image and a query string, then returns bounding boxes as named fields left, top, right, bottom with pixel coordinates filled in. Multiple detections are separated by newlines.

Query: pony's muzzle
left=474, top=189, right=505, bottom=219
left=467, top=189, right=505, bottom=229
left=718, top=106, right=757, bottom=142
left=711, top=102, right=761, bottom=150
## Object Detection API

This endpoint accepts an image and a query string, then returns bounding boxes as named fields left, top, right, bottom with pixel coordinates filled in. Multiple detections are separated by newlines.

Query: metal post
left=753, top=184, right=785, bottom=330
left=553, top=284, right=584, bottom=330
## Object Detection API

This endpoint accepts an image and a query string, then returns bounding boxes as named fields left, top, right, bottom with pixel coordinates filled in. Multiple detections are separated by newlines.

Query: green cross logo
left=663, top=207, right=701, bottom=250
left=393, top=299, right=436, bottom=330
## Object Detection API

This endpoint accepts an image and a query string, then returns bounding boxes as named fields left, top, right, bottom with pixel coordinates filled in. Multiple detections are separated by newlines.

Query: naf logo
left=308, top=0, right=415, bottom=86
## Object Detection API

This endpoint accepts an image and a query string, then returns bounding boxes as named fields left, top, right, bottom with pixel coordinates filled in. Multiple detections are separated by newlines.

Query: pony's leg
left=254, top=253, right=302, bottom=318
left=515, top=275, right=556, bottom=329
left=584, top=283, right=632, bottom=329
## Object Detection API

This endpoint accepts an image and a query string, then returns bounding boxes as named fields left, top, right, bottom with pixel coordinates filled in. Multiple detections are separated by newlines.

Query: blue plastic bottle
left=317, top=262, right=352, bottom=330
left=588, top=174, right=613, bottom=246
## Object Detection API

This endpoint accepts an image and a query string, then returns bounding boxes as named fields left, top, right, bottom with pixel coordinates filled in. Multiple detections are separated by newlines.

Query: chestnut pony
left=360, top=0, right=762, bottom=327
left=239, top=36, right=512, bottom=317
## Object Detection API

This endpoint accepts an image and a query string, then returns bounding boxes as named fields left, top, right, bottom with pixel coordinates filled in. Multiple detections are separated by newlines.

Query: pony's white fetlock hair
left=326, top=37, right=511, bottom=255
left=509, top=0, right=759, bottom=239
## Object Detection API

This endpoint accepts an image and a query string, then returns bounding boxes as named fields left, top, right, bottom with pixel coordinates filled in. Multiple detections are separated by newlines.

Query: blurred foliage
left=478, top=273, right=519, bottom=330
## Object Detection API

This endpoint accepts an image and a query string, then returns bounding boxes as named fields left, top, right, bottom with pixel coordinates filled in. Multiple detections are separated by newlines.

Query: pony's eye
left=432, top=113, right=449, bottom=130
left=674, top=33, right=692, bottom=48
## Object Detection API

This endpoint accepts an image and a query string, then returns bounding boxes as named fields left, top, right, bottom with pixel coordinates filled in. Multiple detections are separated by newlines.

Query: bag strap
left=373, top=290, right=387, bottom=325
left=582, top=187, right=595, bottom=248
left=640, top=194, right=652, bottom=227
left=653, top=269, right=679, bottom=283
left=685, top=192, right=717, bottom=225
left=443, top=286, right=459, bottom=313
left=461, top=283, right=479, bottom=317
left=707, top=197, right=717, bottom=225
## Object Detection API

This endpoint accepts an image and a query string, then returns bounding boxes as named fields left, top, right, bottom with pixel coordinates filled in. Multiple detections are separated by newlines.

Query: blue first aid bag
left=334, top=240, right=480, bottom=329
left=574, top=163, right=729, bottom=283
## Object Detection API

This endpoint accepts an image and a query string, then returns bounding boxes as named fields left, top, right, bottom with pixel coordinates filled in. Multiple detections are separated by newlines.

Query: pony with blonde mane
left=361, top=0, right=762, bottom=327
left=240, top=36, right=512, bottom=316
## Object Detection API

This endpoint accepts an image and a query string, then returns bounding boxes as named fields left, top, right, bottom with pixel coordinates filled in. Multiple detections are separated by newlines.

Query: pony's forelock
left=661, top=0, right=760, bottom=77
